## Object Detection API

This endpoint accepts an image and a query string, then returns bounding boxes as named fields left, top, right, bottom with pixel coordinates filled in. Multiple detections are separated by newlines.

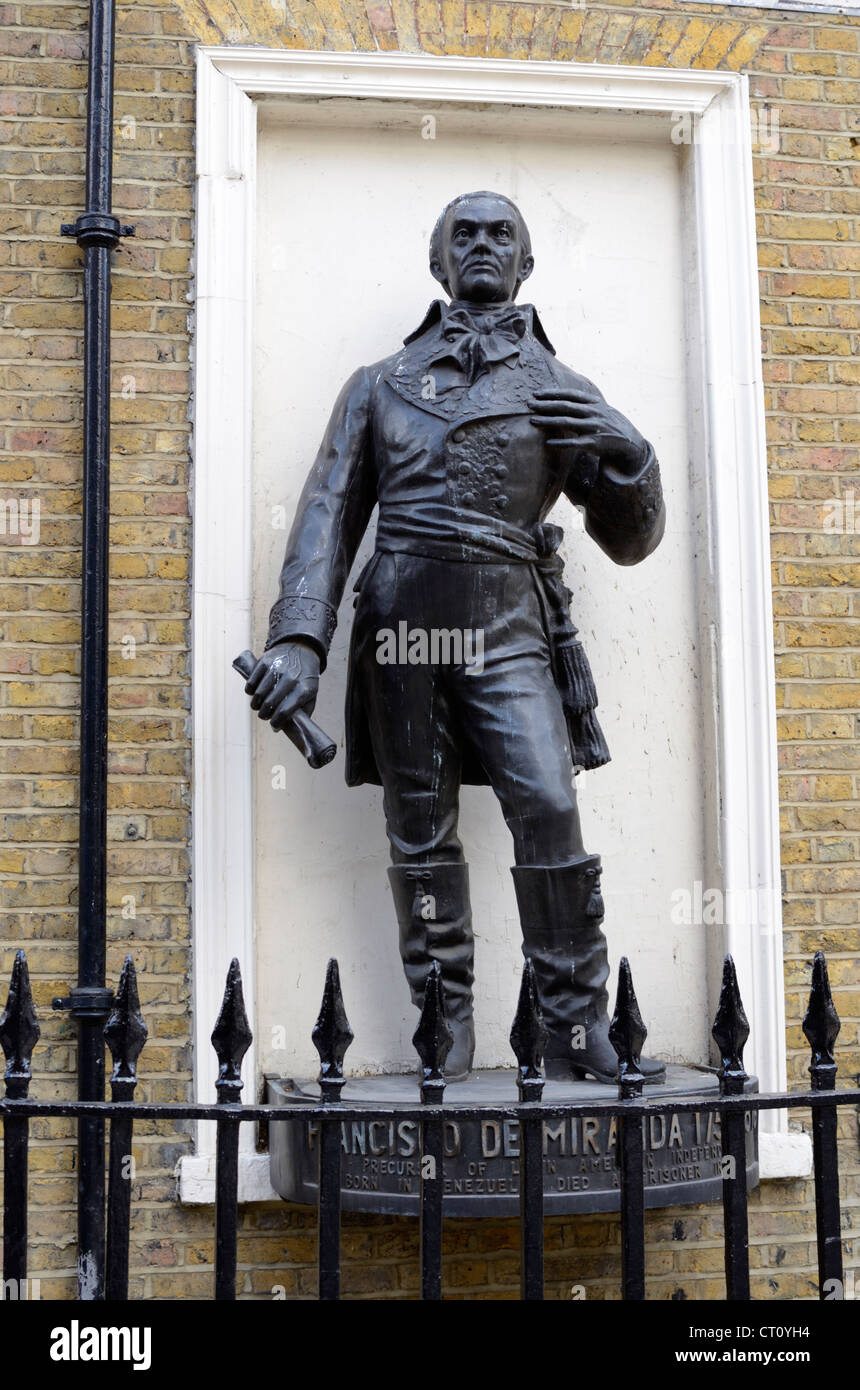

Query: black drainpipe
left=54, top=0, right=133, bottom=1300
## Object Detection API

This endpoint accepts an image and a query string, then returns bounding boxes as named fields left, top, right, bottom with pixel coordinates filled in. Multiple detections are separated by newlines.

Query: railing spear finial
left=510, top=958, right=546, bottom=1102
left=803, top=950, right=840, bottom=1092
left=312, top=958, right=354, bottom=1103
left=412, top=961, right=452, bottom=1104
left=104, top=955, right=147, bottom=1100
left=0, top=950, right=40, bottom=1100
left=609, top=957, right=646, bottom=1098
left=711, top=955, right=750, bottom=1097
left=211, top=958, right=253, bottom=1103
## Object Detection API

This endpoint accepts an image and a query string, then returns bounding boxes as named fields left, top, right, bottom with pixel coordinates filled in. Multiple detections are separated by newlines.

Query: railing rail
left=0, top=948, right=854, bottom=1302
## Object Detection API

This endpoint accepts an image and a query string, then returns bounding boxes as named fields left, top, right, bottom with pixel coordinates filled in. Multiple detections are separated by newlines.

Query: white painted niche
left=185, top=52, right=800, bottom=1200
left=253, top=99, right=702, bottom=1077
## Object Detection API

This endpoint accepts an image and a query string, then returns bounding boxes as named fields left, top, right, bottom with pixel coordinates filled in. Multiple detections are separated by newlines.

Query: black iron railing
left=0, top=948, right=855, bottom=1302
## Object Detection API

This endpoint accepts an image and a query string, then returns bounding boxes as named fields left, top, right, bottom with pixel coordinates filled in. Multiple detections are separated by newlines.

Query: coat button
left=458, top=462, right=472, bottom=477
left=493, top=464, right=507, bottom=479
left=461, top=491, right=476, bottom=506
left=451, top=428, right=466, bottom=443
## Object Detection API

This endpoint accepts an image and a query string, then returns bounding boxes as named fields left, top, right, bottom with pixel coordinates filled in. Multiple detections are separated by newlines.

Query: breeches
left=353, top=552, right=586, bottom=867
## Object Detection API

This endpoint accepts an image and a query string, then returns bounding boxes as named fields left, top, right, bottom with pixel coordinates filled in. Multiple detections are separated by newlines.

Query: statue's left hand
left=529, top=389, right=647, bottom=477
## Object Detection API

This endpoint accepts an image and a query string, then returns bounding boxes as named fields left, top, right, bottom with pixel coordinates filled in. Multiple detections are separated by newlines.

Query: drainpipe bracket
left=52, top=986, right=115, bottom=1020
left=60, top=213, right=135, bottom=248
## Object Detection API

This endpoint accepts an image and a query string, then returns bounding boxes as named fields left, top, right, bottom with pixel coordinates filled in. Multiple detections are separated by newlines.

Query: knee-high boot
left=388, top=861, right=476, bottom=1082
left=511, top=856, right=665, bottom=1084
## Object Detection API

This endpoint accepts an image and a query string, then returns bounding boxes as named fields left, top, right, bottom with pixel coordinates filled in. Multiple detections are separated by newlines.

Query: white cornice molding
left=669, top=0, right=859, bottom=13
left=184, top=47, right=807, bottom=1202
left=199, top=46, right=737, bottom=112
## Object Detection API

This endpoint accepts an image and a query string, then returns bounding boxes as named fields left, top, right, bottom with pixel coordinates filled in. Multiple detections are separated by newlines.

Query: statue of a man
left=245, top=191, right=666, bottom=1084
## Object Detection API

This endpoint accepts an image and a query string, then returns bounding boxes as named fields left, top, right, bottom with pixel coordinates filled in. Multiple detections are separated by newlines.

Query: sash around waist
left=374, top=503, right=555, bottom=566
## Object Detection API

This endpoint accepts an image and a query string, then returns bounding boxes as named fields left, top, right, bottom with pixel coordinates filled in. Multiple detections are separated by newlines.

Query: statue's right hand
left=244, top=641, right=321, bottom=731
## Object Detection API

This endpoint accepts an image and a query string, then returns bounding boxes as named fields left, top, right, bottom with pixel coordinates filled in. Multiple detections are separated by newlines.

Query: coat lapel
left=384, top=301, right=559, bottom=423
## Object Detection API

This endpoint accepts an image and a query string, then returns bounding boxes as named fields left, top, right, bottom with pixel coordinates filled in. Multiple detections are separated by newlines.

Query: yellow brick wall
left=0, top=0, right=857, bottom=1298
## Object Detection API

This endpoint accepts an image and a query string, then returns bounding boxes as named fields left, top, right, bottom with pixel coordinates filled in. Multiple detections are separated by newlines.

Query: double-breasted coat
left=265, top=300, right=665, bottom=787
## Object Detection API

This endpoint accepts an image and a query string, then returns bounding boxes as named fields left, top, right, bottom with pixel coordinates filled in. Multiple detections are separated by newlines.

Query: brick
left=772, top=273, right=852, bottom=298
left=668, top=17, right=716, bottom=67
left=641, top=15, right=685, bottom=68
left=788, top=685, right=858, bottom=710
left=723, top=24, right=771, bottom=72
left=816, top=27, right=857, bottom=53
left=769, top=215, right=852, bottom=242
left=792, top=53, right=839, bottom=76
left=575, top=11, right=607, bottom=64
left=771, top=330, right=853, bottom=355
left=692, top=20, right=742, bottom=70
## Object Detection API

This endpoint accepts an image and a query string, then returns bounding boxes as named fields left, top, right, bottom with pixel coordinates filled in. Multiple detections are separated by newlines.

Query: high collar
left=403, top=299, right=556, bottom=355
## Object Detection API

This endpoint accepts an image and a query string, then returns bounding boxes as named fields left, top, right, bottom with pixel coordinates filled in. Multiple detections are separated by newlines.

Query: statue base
left=267, top=1066, right=759, bottom=1217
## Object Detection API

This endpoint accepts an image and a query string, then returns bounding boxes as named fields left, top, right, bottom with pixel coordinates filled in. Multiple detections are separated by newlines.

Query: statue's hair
left=429, top=191, right=532, bottom=290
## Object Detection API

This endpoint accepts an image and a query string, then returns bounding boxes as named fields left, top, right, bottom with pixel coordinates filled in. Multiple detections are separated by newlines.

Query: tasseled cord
left=533, top=522, right=612, bottom=773
left=556, top=637, right=611, bottom=772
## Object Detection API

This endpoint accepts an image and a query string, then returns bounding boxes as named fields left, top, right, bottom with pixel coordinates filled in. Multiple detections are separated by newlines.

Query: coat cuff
left=265, top=595, right=337, bottom=670
left=585, top=444, right=665, bottom=565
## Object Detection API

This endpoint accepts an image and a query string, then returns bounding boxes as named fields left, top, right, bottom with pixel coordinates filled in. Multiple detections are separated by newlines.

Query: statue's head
left=429, top=191, right=534, bottom=304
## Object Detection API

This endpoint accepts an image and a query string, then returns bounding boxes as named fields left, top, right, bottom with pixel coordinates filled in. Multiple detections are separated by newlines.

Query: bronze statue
left=244, top=192, right=666, bottom=1084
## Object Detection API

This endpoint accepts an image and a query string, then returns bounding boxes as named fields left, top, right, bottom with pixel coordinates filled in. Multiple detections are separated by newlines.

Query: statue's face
left=434, top=194, right=533, bottom=303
